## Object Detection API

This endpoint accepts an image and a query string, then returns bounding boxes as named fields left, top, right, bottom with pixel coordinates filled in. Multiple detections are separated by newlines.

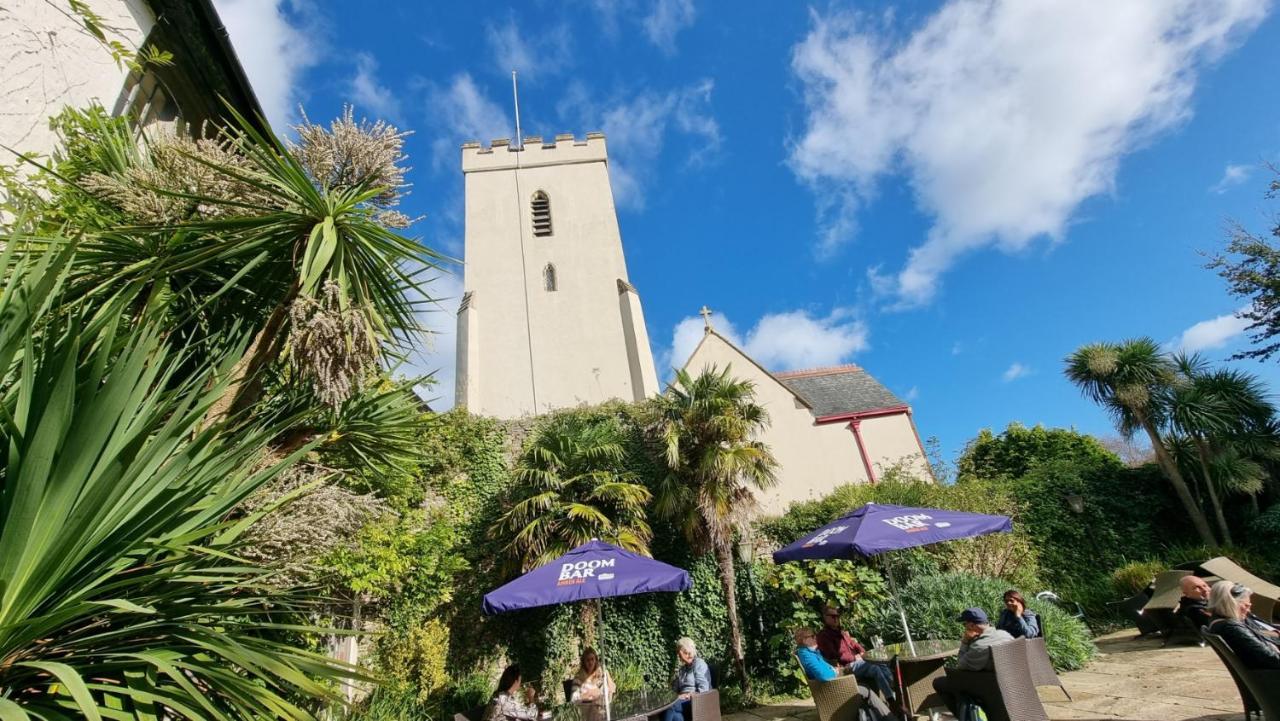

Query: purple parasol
left=482, top=539, right=691, bottom=615
left=772, top=502, right=1013, bottom=563
left=771, top=503, right=1013, bottom=655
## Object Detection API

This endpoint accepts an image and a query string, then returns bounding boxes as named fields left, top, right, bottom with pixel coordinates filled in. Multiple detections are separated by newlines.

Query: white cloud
left=212, top=0, right=319, bottom=130
left=1173, top=309, right=1252, bottom=352
left=487, top=18, right=572, bottom=80
left=789, top=0, right=1269, bottom=306
left=559, top=80, right=721, bottom=209
left=905, top=386, right=920, bottom=401
left=426, top=74, right=513, bottom=170
left=403, top=270, right=464, bottom=410
left=665, top=308, right=869, bottom=374
left=350, top=53, right=401, bottom=123
left=1211, top=163, right=1253, bottom=193
left=1002, top=362, right=1031, bottom=382
left=951, top=341, right=963, bottom=356
left=643, top=0, right=697, bottom=54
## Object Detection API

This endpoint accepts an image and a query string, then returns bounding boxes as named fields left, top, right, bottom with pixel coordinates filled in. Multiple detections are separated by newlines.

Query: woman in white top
left=571, top=647, right=615, bottom=721
left=483, top=665, right=540, bottom=721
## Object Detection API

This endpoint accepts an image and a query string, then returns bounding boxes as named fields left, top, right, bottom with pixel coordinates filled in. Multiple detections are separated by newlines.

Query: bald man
left=1176, top=576, right=1213, bottom=629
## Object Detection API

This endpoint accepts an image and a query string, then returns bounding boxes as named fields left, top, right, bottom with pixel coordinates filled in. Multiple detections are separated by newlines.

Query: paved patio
left=726, top=631, right=1246, bottom=721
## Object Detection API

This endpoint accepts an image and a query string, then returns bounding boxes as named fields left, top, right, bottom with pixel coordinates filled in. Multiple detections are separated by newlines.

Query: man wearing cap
left=930, top=607, right=1014, bottom=717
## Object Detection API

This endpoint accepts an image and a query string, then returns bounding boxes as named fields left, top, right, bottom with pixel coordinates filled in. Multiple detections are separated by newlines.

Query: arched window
left=543, top=263, right=557, bottom=291
left=531, top=191, right=552, bottom=237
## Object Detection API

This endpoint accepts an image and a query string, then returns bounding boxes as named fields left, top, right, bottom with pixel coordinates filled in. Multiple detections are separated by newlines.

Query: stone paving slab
left=732, top=631, right=1247, bottom=721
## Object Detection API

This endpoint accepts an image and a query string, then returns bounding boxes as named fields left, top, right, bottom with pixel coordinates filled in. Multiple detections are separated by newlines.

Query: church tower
left=455, top=133, right=661, bottom=418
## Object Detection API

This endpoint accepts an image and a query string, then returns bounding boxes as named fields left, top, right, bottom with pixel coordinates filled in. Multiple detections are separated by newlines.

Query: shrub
left=1249, top=504, right=1280, bottom=547
left=862, top=573, right=1096, bottom=671
left=1110, top=560, right=1166, bottom=596
left=955, top=424, right=1195, bottom=617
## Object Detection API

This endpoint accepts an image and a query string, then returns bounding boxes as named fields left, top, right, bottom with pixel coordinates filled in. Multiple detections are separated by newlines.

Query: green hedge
left=861, top=573, right=1096, bottom=671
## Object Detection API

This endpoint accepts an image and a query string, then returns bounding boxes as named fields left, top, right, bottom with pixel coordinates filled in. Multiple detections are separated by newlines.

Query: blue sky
left=212, top=0, right=1280, bottom=463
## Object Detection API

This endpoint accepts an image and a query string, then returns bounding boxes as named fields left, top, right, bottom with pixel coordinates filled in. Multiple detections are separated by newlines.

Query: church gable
left=775, top=366, right=905, bottom=419
left=681, top=330, right=812, bottom=410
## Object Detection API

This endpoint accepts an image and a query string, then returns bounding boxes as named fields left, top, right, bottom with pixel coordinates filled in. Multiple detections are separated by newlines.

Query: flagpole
left=511, top=70, right=523, bottom=150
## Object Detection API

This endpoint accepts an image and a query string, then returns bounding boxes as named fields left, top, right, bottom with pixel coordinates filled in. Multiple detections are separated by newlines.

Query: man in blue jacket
left=793, top=628, right=890, bottom=717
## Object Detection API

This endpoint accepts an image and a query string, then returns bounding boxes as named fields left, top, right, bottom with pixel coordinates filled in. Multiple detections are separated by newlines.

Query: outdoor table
left=550, top=687, right=679, bottom=721
left=864, top=639, right=958, bottom=720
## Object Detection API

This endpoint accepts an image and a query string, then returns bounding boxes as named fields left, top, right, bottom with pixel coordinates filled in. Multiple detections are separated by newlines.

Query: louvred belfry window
left=544, top=264, right=557, bottom=291
left=532, top=191, right=552, bottom=237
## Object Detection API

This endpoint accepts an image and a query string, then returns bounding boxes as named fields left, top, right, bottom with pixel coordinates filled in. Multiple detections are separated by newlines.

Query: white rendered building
left=682, top=323, right=933, bottom=514
left=2, top=0, right=263, bottom=162
left=455, top=134, right=660, bottom=418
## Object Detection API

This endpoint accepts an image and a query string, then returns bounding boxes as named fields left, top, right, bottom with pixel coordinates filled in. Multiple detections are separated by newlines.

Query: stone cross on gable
left=700, top=305, right=714, bottom=333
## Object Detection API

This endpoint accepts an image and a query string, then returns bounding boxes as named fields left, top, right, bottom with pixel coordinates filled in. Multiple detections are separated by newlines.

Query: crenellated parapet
left=461, top=132, right=608, bottom=173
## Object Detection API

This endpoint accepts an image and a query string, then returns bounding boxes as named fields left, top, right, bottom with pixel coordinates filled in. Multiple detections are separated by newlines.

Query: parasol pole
left=880, top=555, right=916, bottom=656
left=599, top=598, right=612, bottom=721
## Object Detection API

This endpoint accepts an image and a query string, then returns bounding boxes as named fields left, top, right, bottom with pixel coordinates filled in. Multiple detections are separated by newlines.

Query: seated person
left=793, top=628, right=890, bottom=717
left=663, top=637, right=710, bottom=721
left=930, top=608, right=1015, bottom=718
left=483, top=665, right=540, bottom=721
left=815, top=605, right=896, bottom=703
left=1176, top=575, right=1214, bottom=629
left=1208, top=581, right=1280, bottom=669
left=570, top=647, right=615, bottom=721
left=995, top=589, right=1040, bottom=639
left=794, top=627, right=839, bottom=681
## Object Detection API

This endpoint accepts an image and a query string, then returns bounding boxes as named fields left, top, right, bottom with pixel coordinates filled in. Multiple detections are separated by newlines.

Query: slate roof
left=775, top=365, right=905, bottom=418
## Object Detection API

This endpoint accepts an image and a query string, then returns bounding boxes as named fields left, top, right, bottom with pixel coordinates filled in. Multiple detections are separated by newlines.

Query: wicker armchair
left=806, top=674, right=877, bottom=721
left=942, top=639, right=1049, bottom=721
left=686, top=689, right=721, bottom=721
left=1203, top=629, right=1279, bottom=721
left=1024, top=637, right=1070, bottom=700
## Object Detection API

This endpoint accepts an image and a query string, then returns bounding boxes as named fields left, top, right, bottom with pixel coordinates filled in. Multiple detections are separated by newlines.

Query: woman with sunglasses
left=1208, top=581, right=1280, bottom=669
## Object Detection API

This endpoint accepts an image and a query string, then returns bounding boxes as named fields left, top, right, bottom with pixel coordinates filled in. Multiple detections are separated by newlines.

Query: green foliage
left=1110, top=561, right=1166, bottom=596
left=1207, top=169, right=1280, bottom=362
left=0, top=240, right=365, bottom=718
left=496, top=413, right=653, bottom=571
left=1251, top=504, right=1280, bottom=545
left=955, top=424, right=1194, bottom=615
left=643, top=365, right=780, bottom=694
left=957, top=423, right=1122, bottom=482
left=765, top=561, right=888, bottom=631
left=378, top=618, right=452, bottom=703
left=861, top=573, right=1096, bottom=671
left=324, top=509, right=466, bottom=607
left=759, top=561, right=889, bottom=692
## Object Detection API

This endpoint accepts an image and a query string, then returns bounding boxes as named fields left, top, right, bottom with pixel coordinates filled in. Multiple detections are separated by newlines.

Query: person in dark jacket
left=995, top=589, right=1040, bottom=639
left=1208, top=580, right=1280, bottom=669
left=1176, top=575, right=1214, bottom=629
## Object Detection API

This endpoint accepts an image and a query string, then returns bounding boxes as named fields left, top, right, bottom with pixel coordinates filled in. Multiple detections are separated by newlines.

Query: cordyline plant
left=0, top=241, right=368, bottom=719
left=23, top=102, right=447, bottom=428
left=0, top=99, right=449, bottom=718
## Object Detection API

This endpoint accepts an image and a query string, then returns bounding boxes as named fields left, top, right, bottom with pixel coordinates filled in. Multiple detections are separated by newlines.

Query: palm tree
left=496, top=414, right=653, bottom=572
left=31, top=105, right=446, bottom=424
left=0, top=241, right=363, bottom=719
left=644, top=366, right=778, bottom=696
left=1065, top=339, right=1217, bottom=545
left=1168, top=354, right=1277, bottom=542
